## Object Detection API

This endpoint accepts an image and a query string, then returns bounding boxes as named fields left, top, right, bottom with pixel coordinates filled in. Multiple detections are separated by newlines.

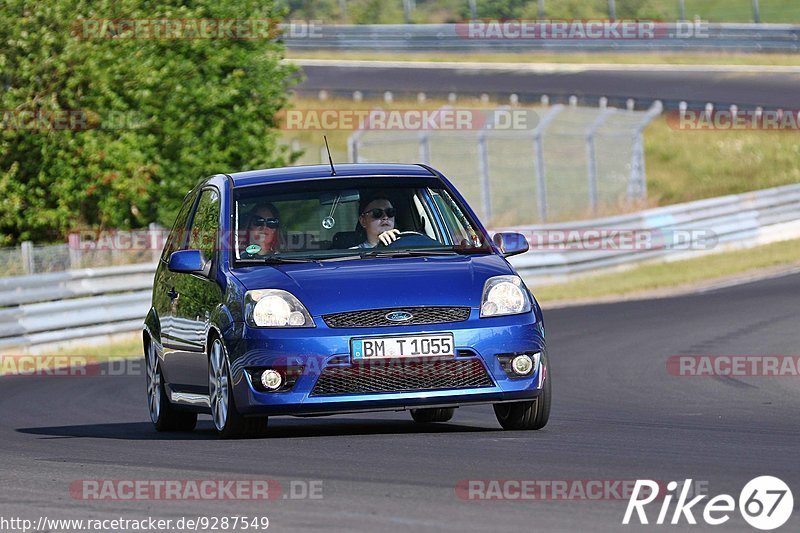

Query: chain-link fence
left=348, top=102, right=662, bottom=226
left=0, top=224, right=163, bottom=278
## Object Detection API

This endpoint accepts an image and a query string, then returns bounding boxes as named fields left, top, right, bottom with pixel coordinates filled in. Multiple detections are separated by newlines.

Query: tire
left=493, top=354, right=551, bottom=430
left=145, top=337, right=197, bottom=432
left=410, top=407, right=455, bottom=423
left=208, top=337, right=268, bottom=439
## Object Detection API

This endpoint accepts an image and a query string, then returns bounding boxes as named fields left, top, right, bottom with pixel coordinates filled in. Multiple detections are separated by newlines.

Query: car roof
left=229, top=163, right=437, bottom=188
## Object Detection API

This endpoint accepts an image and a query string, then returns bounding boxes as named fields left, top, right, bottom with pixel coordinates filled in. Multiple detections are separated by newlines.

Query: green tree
left=0, top=0, right=297, bottom=245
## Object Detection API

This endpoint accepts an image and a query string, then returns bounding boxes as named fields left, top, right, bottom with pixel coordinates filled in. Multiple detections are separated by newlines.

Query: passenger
left=354, top=193, right=401, bottom=248
left=241, top=202, right=281, bottom=257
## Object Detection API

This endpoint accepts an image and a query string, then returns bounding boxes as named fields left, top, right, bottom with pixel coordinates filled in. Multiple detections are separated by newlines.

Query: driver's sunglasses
left=362, top=207, right=396, bottom=219
left=250, top=216, right=280, bottom=229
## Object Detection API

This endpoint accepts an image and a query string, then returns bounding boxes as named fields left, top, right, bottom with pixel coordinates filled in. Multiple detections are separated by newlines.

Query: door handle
left=167, top=287, right=178, bottom=300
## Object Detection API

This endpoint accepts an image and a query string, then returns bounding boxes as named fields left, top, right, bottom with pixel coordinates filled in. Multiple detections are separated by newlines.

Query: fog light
left=511, top=354, right=534, bottom=375
left=260, top=369, right=283, bottom=390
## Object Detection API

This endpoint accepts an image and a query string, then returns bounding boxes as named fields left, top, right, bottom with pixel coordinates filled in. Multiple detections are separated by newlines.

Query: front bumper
left=226, top=310, right=546, bottom=416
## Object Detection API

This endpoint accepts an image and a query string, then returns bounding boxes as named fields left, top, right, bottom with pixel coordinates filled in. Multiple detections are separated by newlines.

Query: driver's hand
left=378, top=229, right=401, bottom=246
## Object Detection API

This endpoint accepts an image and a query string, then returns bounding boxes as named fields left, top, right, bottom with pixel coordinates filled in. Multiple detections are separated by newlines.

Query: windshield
left=232, top=176, right=491, bottom=263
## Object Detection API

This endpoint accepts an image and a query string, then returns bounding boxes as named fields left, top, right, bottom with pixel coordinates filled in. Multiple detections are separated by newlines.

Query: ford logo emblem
left=385, top=311, right=413, bottom=322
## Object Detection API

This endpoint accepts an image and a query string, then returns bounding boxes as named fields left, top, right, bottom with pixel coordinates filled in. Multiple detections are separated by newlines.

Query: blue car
left=143, top=164, right=550, bottom=438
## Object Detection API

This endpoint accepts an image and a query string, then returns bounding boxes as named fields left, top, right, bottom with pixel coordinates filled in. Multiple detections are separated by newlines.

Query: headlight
left=480, top=275, right=532, bottom=318
left=245, top=289, right=315, bottom=328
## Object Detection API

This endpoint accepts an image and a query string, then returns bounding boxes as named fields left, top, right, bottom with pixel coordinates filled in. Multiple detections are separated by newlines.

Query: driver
left=354, top=193, right=401, bottom=249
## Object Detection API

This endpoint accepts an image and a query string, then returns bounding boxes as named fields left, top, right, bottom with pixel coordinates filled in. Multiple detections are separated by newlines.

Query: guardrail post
left=753, top=0, right=761, bottom=23
left=20, top=241, right=34, bottom=274
left=608, top=0, right=616, bottom=19
left=678, top=0, right=686, bottom=21
left=538, top=0, right=545, bottom=19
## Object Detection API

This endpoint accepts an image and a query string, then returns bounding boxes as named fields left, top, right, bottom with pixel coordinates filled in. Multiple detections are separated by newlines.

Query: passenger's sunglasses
left=362, top=208, right=396, bottom=219
left=250, top=216, right=280, bottom=229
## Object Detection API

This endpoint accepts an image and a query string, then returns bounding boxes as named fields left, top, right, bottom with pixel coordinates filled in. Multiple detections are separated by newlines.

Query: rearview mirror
left=168, top=249, right=205, bottom=273
left=319, top=190, right=360, bottom=205
left=493, top=232, right=529, bottom=257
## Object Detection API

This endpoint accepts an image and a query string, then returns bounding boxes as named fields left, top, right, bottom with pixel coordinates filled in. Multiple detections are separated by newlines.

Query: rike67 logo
left=623, top=476, right=793, bottom=530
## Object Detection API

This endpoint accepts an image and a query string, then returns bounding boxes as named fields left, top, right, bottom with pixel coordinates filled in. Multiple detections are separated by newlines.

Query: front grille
left=323, top=307, right=470, bottom=328
left=310, top=358, right=494, bottom=396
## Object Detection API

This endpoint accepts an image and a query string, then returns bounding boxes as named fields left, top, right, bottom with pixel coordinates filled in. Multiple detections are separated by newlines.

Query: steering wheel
left=378, top=231, right=437, bottom=248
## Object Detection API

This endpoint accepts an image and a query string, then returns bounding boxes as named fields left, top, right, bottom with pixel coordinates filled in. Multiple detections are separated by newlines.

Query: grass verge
left=532, top=238, right=800, bottom=303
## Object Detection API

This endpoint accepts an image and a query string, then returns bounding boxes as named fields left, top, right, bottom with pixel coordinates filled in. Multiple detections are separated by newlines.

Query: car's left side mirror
left=168, top=249, right=205, bottom=273
left=493, top=232, right=529, bottom=257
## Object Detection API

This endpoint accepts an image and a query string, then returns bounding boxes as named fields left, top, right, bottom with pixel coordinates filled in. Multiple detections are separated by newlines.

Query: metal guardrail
left=506, top=183, right=800, bottom=282
left=0, top=264, right=155, bottom=350
left=284, top=23, right=800, bottom=53
left=2, top=183, right=800, bottom=349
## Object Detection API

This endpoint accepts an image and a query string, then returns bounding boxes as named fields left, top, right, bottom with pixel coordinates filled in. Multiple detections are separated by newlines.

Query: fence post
left=585, top=108, right=616, bottom=216
left=468, top=0, right=477, bottom=19
left=538, top=0, right=545, bottom=19
left=477, top=126, right=492, bottom=222
left=403, top=0, right=413, bottom=24
left=68, top=233, right=82, bottom=269
left=752, top=0, right=761, bottom=23
left=678, top=0, right=686, bottom=21
left=419, top=131, right=430, bottom=164
left=608, top=0, right=616, bottom=19
left=149, top=222, right=161, bottom=263
left=347, top=131, right=361, bottom=162
left=531, top=104, right=565, bottom=223
left=629, top=101, right=663, bottom=201
left=20, top=241, right=34, bottom=274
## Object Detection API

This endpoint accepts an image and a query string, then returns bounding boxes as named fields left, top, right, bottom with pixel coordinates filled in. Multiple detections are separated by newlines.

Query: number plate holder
left=350, top=333, right=455, bottom=360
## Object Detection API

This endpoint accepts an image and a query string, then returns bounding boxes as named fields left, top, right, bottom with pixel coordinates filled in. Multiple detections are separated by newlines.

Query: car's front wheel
left=145, top=338, right=197, bottom=432
left=493, top=354, right=551, bottom=430
left=410, top=407, right=455, bottom=423
left=208, top=337, right=268, bottom=439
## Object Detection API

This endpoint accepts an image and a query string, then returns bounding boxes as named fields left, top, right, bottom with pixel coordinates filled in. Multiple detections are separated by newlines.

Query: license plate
left=351, top=333, right=455, bottom=360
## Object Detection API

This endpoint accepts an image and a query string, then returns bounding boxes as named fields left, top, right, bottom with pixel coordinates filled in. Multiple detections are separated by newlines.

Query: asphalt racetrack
left=1, top=272, right=798, bottom=532
left=295, top=61, right=800, bottom=109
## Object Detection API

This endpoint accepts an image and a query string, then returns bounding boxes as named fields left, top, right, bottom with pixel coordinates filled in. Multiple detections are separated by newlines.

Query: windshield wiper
left=240, top=256, right=317, bottom=264
left=360, top=249, right=459, bottom=258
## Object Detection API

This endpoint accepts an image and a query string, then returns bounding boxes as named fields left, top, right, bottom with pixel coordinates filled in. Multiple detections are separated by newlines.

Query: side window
left=187, top=188, right=221, bottom=265
left=161, top=192, right=196, bottom=262
left=432, top=191, right=470, bottom=244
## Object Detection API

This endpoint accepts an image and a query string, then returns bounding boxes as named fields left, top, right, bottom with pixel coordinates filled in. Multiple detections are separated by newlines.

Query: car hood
left=231, top=254, right=514, bottom=316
